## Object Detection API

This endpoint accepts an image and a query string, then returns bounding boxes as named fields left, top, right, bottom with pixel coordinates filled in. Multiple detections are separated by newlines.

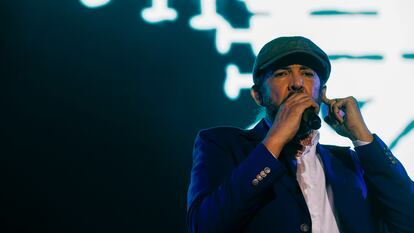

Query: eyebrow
left=275, top=65, right=313, bottom=71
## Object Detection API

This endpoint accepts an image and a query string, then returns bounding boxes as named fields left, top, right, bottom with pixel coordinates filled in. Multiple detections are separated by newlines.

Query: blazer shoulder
left=321, top=144, right=353, bottom=154
left=197, top=125, right=249, bottom=142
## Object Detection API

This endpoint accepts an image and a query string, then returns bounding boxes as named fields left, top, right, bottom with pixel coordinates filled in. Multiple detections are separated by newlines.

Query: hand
left=263, top=93, right=319, bottom=158
left=321, top=88, right=373, bottom=142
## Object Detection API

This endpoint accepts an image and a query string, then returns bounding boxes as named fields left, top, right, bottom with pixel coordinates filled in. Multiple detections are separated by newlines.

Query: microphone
left=285, top=107, right=321, bottom=150
left=302, top=108, right=321, bottom=130
left=285, top=91, right=321, bottom=131
left=296, top=107, right=321, bottom=139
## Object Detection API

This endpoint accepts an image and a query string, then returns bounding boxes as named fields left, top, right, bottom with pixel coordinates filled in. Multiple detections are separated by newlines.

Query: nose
left=288, top=72, right=303, bottom=91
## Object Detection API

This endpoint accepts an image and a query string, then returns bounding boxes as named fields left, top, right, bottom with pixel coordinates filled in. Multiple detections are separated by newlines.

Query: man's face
left=258, top=64, right=323, bottom=121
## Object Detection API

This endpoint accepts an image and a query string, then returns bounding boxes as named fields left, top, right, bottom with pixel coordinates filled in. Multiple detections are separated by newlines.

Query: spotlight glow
left=141, top=0, right=178, bottom=23
left=80, top=0, right=111, bottom=8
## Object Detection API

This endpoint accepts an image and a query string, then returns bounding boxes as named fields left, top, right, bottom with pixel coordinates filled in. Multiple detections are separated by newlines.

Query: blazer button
left=252, top=179, right=259, bottom=186
left=256, top=174, right=263, bottom=181
left=264, top=167, right=271, bottom=174
left=260, top=171, right=267, bottom=178
left=300, top=223, right=310, bottom=232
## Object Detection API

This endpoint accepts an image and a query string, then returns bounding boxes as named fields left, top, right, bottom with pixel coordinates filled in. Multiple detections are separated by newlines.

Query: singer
left=186, top=36, right=414, bottom=233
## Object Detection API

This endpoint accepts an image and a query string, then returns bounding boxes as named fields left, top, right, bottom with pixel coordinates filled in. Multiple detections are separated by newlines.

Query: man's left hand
left=321, top=88, right=374, bottom=142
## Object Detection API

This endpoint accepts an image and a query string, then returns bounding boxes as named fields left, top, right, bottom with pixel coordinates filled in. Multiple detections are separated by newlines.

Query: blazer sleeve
left=354, top=134, right=414, bottom=232
left=186, top=129, right=287, bottom=233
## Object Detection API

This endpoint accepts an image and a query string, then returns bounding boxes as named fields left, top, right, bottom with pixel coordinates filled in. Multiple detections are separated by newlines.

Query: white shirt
left=295, top=131, right=340, bottom=233
left=294, top=131, right=370, bottom=233
left=263, top=118, right=370, bottom=232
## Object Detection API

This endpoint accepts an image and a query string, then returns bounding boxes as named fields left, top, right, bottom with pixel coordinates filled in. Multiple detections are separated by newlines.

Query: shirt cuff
left=352, top=139, right=371, bottom=147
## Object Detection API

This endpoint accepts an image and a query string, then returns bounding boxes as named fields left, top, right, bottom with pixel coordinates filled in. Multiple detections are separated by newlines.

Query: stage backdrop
left=123, top=0, right=414, bottom=177
left=2, top=1, right=413, bottom=233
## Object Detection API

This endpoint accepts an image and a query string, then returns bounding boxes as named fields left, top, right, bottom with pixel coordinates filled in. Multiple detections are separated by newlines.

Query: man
left=186, top=36, right=414, bottom=233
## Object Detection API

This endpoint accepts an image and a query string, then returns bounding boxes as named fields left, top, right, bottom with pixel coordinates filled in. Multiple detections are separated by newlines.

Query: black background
left=1, top=1, right=259, bottom=232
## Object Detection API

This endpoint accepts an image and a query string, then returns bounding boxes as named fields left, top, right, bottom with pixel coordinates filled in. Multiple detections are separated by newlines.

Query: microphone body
left=296, top=108, right=321, bottom=139
left=284, top=91, right=321, bottom=137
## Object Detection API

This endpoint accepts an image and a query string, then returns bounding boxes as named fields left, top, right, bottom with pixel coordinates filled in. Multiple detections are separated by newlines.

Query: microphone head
left=308, top=116, right=321, bottom=130
left=302, top=108, right=321, bottom=130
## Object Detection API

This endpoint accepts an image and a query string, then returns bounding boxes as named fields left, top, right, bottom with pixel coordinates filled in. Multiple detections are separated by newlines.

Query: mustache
left=282, top=90, right=305, bottom=104
left=287, top=89, right=304, bottom=97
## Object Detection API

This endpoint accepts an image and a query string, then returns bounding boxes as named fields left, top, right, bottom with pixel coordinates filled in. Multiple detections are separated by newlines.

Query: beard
left=262, top=89, right=323, bottom=153
left=263, top=89, right=323, bottom=137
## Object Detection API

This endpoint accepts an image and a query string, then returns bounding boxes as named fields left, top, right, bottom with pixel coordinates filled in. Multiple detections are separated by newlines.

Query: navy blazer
left=187, top=119, right=414, bottom=233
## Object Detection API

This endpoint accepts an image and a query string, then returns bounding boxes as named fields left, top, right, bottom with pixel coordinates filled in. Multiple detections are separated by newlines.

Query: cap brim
left=258, top=50, right=328, bottom=79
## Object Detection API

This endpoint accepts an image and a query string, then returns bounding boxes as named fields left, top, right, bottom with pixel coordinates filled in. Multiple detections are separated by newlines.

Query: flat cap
left=252, top=36, right=331, bottom=86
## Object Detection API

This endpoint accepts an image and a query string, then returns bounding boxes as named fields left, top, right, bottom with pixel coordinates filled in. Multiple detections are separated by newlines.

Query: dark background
left=1, top=1, right=259, bottom=232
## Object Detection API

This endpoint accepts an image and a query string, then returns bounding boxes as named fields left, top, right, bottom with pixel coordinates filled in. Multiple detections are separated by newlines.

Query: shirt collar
left=296, top=130, right=320, bottom=158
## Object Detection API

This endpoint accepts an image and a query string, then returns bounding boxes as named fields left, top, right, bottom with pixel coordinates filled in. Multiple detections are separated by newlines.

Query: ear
left=321, top=85, right=327, bottom=103
left=321, top=85, right=327, bottom=95
left=251, top=87, right=263, bottom=106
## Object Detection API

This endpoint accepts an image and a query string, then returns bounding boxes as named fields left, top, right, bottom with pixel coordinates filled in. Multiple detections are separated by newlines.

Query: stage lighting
left=80, top=0, right=111, bottom=8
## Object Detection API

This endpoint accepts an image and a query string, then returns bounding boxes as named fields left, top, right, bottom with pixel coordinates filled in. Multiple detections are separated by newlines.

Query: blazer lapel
left=317, top=144, right=370, bottom=233
left=247, top=119, right=269, bottom=143
left=277, top=169, right=311, bottom=215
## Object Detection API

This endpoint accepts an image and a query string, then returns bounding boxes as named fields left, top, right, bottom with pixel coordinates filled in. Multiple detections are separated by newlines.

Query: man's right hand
left=262, top=93, right=319, bottom=158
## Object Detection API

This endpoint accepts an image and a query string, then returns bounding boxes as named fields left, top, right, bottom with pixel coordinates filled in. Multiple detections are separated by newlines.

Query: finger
left=324, top=115, right=337, bottom=127
left=283, top=93, right=320, bottom=113
left=324, top=117, right=346, bottom=138
left=332, top=100, right=345, bottom=124
left=321, top=87, right=331, bottom=105
left=324, top=114, right=343, bottom=132
left=286, top=92, right=308, bottom=102
left=327, top=99, right=336, bottom=118
left=296, top=98, right=320, bottom=113
left=282, top=93, right=309, bottom=106
left=324, top=99, right=339, bottom=125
